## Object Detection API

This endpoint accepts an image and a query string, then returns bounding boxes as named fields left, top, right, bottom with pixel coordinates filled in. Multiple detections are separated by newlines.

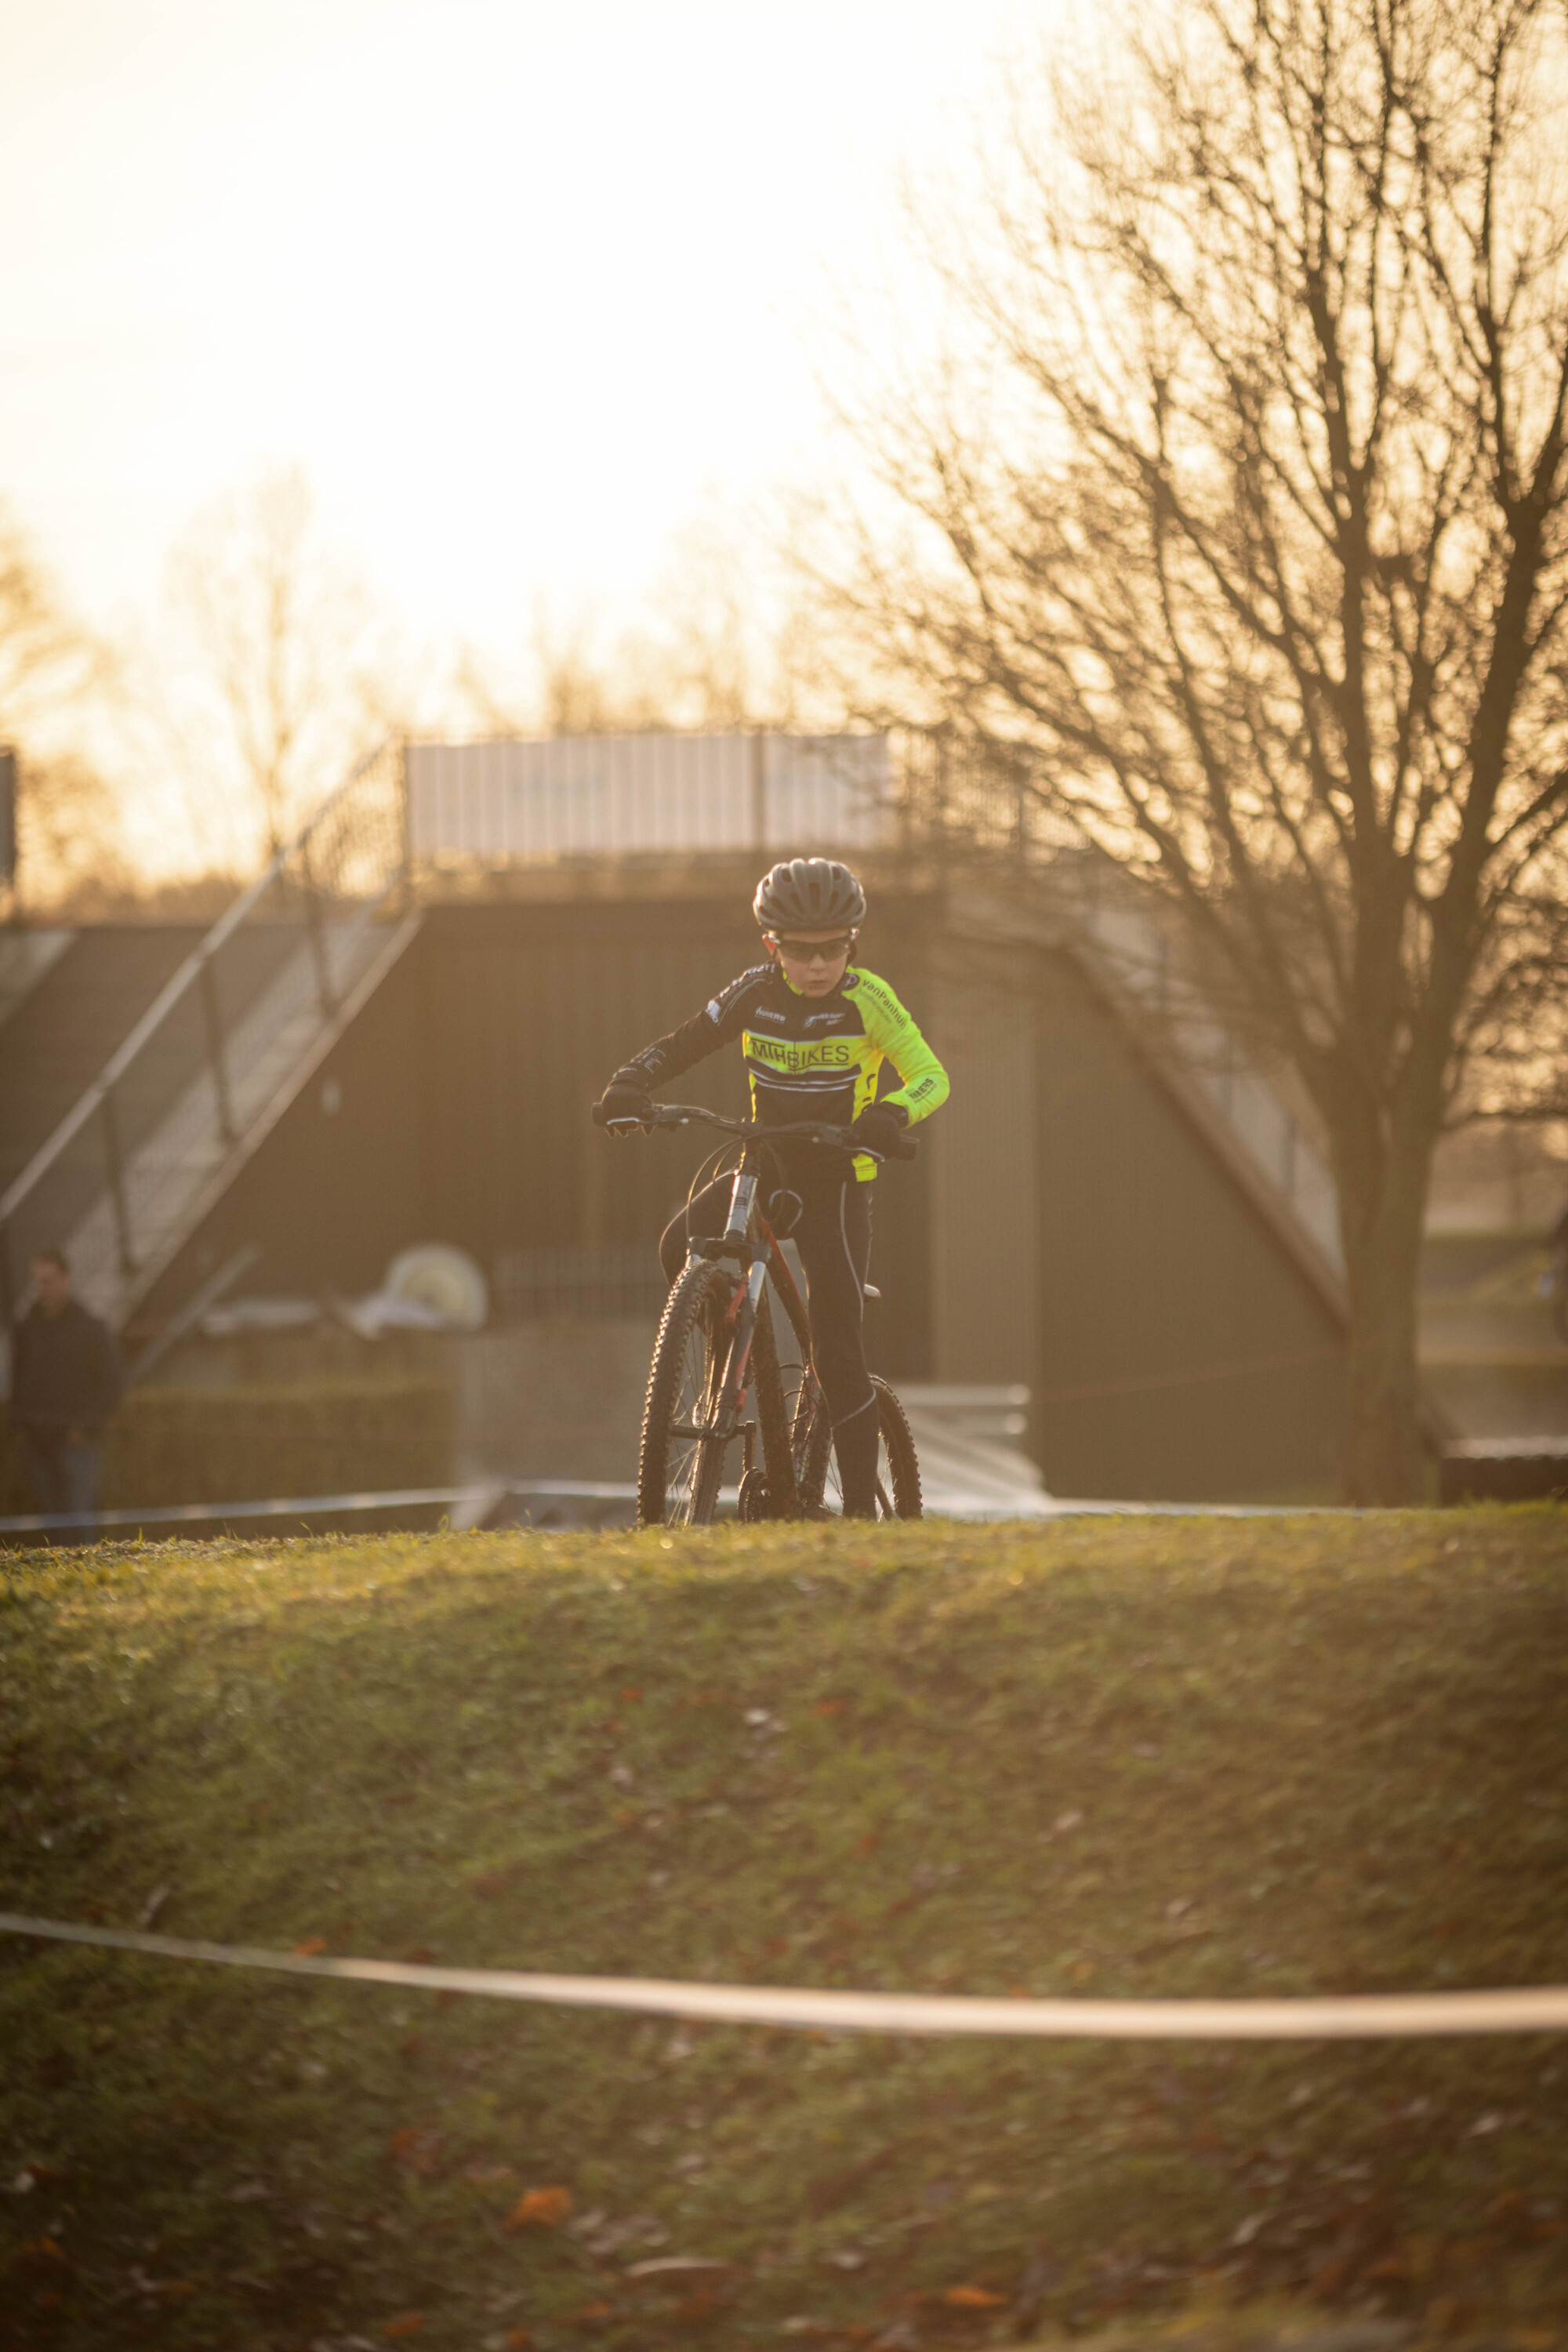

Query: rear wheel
left=639, top=1262, right=736, bottom=1526
left=796, top=1374, right=922, bottom=1520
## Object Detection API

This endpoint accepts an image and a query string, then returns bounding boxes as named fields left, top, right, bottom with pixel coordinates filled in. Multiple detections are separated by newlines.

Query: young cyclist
left=594, top=857, right=949, bottom=1518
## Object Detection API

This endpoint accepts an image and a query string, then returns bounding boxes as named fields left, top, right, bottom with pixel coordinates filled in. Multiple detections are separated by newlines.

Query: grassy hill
left=2, top=1511, right=1566, bottom=2351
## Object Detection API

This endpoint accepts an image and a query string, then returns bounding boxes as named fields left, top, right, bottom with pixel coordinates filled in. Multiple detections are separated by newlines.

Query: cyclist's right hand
left=593, top=1078, right=654, bottom=1132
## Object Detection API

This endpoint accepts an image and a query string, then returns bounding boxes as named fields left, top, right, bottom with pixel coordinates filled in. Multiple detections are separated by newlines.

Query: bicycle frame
left=684, top=1138, right=809, bottom=1515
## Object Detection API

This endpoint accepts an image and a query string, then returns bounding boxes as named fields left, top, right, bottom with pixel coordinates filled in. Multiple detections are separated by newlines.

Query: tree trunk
left=1338, top=1143, right=1435, bottom=1505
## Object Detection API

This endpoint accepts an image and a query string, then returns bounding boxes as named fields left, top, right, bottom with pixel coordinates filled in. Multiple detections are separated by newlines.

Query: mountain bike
left=601, top=1102, right=923, bottom=1527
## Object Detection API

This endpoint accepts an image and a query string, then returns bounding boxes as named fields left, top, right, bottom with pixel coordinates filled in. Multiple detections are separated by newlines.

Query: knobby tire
left=797, top=1374, right=922, bottom=1519
left=639, top=1261, right=733, bottom=1526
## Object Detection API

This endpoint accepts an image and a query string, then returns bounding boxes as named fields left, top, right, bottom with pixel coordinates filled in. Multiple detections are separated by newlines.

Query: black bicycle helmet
left=753, top=857, right=867, bottom=932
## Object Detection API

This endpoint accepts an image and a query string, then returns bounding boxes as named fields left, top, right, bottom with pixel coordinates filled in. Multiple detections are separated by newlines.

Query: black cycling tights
left=659, top=1177, right=880, bottom=1517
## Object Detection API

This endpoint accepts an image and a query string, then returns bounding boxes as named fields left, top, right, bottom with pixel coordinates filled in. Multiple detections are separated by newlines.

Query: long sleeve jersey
left=612, top=960, right=949, bottom=1181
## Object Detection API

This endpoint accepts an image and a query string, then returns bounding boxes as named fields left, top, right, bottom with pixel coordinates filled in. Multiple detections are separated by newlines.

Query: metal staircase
left=1068, top=894, right=1346, bottom=1314
left=899, top=735, right=1347, bottom=1316
left=0, top=742, right=418, bottom=1333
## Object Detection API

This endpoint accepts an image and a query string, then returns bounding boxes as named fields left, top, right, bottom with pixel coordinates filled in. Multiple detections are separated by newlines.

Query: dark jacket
left=11, top=1298, right=122, bottom=1432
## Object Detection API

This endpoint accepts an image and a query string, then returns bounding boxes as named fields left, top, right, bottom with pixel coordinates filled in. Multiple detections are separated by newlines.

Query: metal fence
left=491, top=1243, right=669, bottom=1322
left=0, top=742, right=409, bottom=1333
left=405, top=731, right=895, bottom=862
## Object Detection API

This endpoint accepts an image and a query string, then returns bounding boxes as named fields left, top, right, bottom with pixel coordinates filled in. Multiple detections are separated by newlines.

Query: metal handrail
left=0, top=741, right=404, bottom=1328
left=0, top=741, right=394, bottom=1232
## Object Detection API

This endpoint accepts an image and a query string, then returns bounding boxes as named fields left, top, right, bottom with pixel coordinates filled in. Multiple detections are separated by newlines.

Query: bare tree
left=456, top=515, right=832, bottom=737
left=819, top=0, right=1568, bottom=1502
left=161, top=467, right=389, bottom=864
left=0, top=505, right=125, bottom=908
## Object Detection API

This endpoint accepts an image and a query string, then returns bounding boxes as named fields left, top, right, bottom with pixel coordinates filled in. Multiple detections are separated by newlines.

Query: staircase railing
left=0, top=740, right=407, bottom=1332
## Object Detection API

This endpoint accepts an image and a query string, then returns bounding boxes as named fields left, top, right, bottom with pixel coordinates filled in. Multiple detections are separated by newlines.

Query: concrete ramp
left=894, top=1384, right=1055, bottom=1518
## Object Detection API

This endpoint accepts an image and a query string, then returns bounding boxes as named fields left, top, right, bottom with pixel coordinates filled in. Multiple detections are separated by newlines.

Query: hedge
left=1, top=1377, right=452, bottom=1514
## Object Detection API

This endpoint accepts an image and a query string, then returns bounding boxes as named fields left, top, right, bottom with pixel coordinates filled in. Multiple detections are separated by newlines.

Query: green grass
left=2, top=1511, right=1566, bottom=2351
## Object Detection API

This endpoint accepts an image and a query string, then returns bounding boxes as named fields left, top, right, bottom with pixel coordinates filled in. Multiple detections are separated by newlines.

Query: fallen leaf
left=384, top=2314, right=425, bottom=2339
left=292, top=1936, right=328, bottom=1957
left=855, top=1829, right=880, bottom=1859
left=940, top=2284, right=1007, bottom=2308
left=1229, top=2211, right=1269, bottom=2248
left=388, top=2126, right=443, bottom=2176
left=502, top=2332, right=532, bottom=2350
left=1363, top=2250, right=1410, bottom=2281
left=574, top=2302, right=614, bottom=2321
left=505, top=2185, right=572, bottom=2230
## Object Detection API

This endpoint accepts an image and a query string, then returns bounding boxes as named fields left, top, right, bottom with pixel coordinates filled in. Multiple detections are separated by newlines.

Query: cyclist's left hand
left=847, top=1103, right=910, bottom=1159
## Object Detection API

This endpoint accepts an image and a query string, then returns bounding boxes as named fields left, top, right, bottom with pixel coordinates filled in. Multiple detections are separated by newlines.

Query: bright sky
left=1, top=0, right=1050, bottom=662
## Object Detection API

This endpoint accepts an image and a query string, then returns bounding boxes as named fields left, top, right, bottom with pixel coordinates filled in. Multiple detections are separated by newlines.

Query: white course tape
left=3, top=1913, right=1567, bottom=2038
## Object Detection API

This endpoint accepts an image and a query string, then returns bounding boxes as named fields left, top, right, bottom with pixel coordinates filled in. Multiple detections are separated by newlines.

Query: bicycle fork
left=688, top=1167, right=767, bottom=1446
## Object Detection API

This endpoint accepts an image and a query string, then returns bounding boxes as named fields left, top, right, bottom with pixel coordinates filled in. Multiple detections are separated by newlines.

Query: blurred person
left=594, top=857, right=948, bottom=1517
left=10, top=1247, right=122, bottom=1534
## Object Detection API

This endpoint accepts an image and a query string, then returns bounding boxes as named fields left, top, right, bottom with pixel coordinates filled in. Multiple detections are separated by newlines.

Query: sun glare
left=0, top=0, right=1053, bottom=652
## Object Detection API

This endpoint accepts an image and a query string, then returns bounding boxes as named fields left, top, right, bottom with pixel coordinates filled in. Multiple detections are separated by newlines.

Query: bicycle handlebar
left=593, top=1098, right=917, bottom=1162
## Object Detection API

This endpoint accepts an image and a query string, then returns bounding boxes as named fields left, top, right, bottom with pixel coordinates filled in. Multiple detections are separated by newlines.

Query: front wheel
left=796, top=1374, right=922, bottom=1520
left=639, top=1262, right=736, bottom=1526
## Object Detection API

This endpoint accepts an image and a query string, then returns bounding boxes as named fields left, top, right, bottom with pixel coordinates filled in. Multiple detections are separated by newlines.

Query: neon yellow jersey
left=615, top=962, right=949, bottom=1181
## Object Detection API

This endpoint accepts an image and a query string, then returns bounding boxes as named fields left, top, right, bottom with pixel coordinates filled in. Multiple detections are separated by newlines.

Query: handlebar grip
left=593, top=1096, right=652, bottom=1131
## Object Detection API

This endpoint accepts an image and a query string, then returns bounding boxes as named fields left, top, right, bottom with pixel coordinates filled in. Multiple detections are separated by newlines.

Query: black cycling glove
left=847, top=1102, right=910, bottom=1159
left=594, top=1076, right=653, bottom=1129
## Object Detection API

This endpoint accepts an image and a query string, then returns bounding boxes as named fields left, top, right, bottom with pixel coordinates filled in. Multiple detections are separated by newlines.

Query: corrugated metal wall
left=1032, top=953, right=1345, bottom=1500
left=927, top=956, right=1042, bottom=1388
left=404, top=898, right=937, bottom=1377
left=143, top=891, right=1341, bottom=1494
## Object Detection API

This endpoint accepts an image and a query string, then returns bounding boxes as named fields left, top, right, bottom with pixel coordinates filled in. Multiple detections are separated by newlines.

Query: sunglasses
left=771, top=933, right=856, bottom=961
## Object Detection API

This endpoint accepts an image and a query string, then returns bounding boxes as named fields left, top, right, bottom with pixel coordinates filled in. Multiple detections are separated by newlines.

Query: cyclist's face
left=766, top=930, right=854, bottom=996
